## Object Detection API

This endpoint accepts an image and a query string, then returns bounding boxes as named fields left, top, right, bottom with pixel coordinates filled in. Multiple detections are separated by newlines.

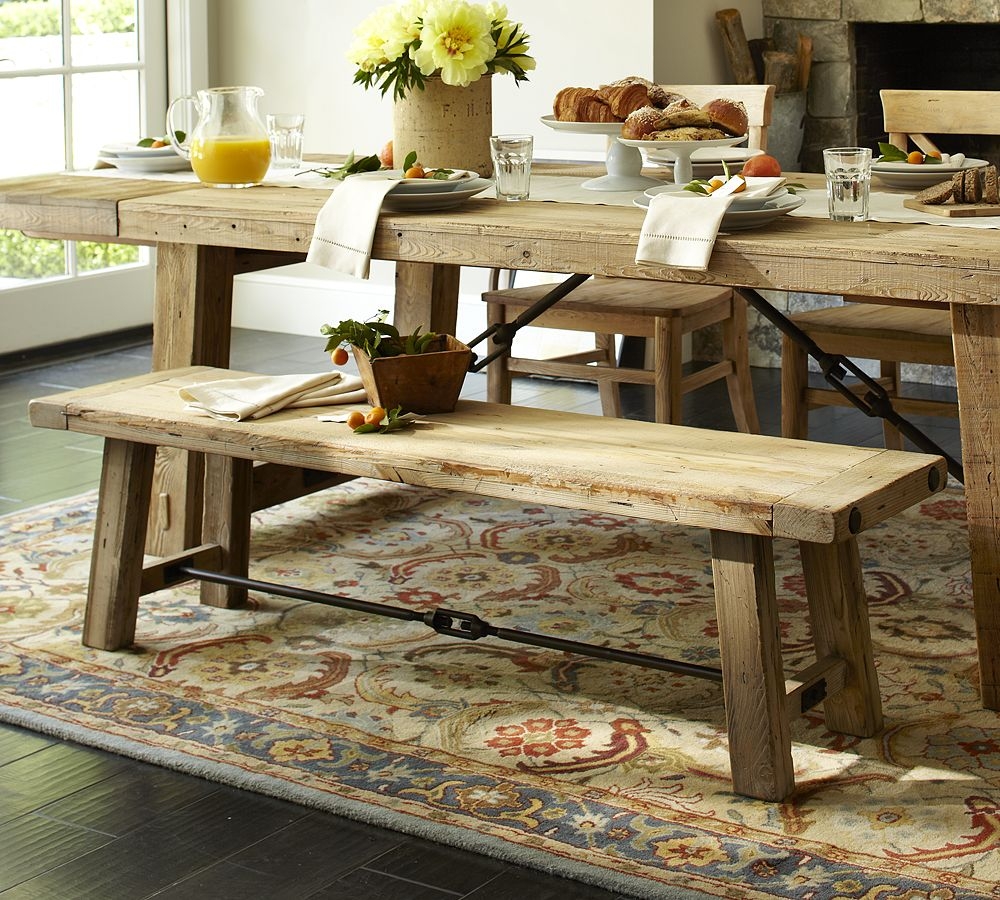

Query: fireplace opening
left=854, top=23, right=1000, bottom=161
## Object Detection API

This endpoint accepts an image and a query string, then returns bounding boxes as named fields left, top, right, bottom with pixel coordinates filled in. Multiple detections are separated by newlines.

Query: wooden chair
left=781, top=89, right=1000, bottom=447
left=481, top=84, right=774, bottom=432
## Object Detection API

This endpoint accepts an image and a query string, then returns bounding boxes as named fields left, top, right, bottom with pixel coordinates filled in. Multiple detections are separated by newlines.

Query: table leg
left=147, top=243, right=236, bottom=556
left=394, top=261, right=460, bottom=335
left=950, top=303, right=1000, bottom=710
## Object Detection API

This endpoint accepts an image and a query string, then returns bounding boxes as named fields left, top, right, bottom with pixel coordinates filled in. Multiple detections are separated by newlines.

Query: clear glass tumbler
left=490, top=134, right=533, bottom=201
left=823, top=147, right=872, bottom=222
left=267, top=113, right=306, bottom=169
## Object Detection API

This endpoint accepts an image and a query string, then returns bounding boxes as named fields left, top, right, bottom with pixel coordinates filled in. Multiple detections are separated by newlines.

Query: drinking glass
left=823, top=147, right=872, bottom=221
left=267, top=113, right=306, bottom=169
left=490, top=134, right=533, bottom=201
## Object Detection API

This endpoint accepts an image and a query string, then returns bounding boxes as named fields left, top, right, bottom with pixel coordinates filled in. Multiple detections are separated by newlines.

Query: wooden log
left=748, top=38, right=771, bottom=84
left=715, top=9, right=758, bottom=84
left=763, top=51, right=799, bottom=94
left=797, top=34, right=813, bottom=92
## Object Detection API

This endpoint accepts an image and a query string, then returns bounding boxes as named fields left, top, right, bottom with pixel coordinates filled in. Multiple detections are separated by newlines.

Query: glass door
left=0, top=0, right=166, bottom=355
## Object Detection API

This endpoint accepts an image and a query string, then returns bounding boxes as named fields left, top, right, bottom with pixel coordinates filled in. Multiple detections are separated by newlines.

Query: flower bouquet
left=347, top=1, right=534, bottom=100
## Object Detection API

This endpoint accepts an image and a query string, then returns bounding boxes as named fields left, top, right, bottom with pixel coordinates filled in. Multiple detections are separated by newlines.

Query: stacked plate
left=871, top=156, right=988, bottom=189
left=650, top=147, right=764, bottom=179
left=355, top=170, right=493, bottom=211
left=98, top=143, right=191, bottom=173
left=635, top=184, right=805, bottom=231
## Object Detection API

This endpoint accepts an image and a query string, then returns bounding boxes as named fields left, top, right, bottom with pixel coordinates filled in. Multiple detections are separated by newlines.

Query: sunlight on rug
left=1, top=480, right=996, bottom=899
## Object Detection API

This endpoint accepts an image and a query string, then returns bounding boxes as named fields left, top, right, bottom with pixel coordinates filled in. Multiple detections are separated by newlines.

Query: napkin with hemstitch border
left=635, top=191, right=738, bottom=271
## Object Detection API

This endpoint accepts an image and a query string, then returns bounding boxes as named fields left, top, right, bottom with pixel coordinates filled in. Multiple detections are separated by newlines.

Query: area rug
left=1, top=479, right=998, bottom=899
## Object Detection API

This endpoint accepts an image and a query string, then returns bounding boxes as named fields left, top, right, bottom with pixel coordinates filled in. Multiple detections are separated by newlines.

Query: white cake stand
left=620, top=136, right=747, bottom=187
left=541, top=116, right=661, bottom=191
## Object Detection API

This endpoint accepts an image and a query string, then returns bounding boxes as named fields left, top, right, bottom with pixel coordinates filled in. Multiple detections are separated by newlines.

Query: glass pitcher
left=167, top=86, right=270, bottom=188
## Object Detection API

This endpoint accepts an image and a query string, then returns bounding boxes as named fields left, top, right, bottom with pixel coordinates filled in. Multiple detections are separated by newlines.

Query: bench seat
left=29, top=365, right=948, bottom=801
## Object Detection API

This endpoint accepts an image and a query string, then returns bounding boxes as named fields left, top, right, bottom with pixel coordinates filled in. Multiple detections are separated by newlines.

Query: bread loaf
left=964, top=168, right=982, bottom=203
left=621, top=106, right=666, bottom=140
left=648, top=126, right=728, bottom=142
left=701, top=98, right=748, bottom=136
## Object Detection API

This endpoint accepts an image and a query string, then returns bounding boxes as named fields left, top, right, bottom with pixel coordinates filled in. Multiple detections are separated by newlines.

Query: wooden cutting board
left=903, top=198, right=1000, bottom=217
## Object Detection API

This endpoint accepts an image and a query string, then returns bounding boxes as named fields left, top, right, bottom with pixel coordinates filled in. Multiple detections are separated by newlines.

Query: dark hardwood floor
left=0, top=328, right=961, bottom=899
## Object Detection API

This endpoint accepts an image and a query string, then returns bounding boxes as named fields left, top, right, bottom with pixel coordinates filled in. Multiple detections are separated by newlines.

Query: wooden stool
left=781, top=303, right=956, bottom=447
left=483, top=277, right=761, bottom=433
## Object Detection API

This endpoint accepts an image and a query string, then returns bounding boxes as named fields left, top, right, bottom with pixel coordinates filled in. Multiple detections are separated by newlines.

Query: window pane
left=70, top=0, right=137, bottom=66
left=0, top=75, right=66, bottom=174
left=77, top=240, right=141, bottom=273
left=72, top=69, right=139, bottom=166
left=0, top=1, right=63, bottom=66
left=0, top=230, right=68, bottom=284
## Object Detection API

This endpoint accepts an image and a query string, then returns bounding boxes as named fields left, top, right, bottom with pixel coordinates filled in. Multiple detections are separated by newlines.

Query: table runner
left=79, top=164, right=1000, bottom=229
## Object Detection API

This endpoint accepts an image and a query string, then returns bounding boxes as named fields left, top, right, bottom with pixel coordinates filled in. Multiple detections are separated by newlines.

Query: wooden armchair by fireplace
left=782, top=89, right=1000, bottom=448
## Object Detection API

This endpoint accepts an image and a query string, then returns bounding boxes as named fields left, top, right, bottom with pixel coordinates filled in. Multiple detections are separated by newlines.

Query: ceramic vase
left=393, top=75, right=493, bottom=177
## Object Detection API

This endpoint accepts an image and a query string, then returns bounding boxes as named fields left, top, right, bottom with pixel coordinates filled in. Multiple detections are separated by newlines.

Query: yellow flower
left=413, top=1, right=496, bottom=87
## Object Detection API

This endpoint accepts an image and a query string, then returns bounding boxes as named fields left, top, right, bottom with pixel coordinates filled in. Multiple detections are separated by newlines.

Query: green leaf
left=878, top=142, right=907, bottom=162
left=403, top=150, right=418, bottom=171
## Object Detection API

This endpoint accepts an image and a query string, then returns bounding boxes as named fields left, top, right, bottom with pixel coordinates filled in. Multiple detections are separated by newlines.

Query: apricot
left=907, top=150, right=925, bottom=165
left=330, top=346, right=349, bottom=366
left=346, top=410, right=366, bottom=430
left=741, top=154, right=782, bottom=178
left=365, top=406, right=387, bottom=426
left=403, top=164, right=425, bottom=179
left=378, top=140, right=393, bottom=168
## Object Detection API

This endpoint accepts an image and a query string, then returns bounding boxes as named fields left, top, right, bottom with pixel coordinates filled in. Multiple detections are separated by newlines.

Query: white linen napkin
left=180, top=371, right=367, bottom=421
left=738, top=176, right=786, bottom=199
left=306, top=176, right=400, bottom=278
left=635, top=191, right=737, bottom=271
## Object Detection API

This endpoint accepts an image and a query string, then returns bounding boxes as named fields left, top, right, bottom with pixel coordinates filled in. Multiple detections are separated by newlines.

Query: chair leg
left=781, top=332, right=810, bottom=439
left=880, top=360, right=904, bottom=450
left=595, top=332, right=623, bottom=418
left=485, top=301, right=512, bottom=405
left=721, top=293, right=760, bottom=434
left=710, top=529, right=795, bottom=801
left=653, top=315, right=683, bottom=425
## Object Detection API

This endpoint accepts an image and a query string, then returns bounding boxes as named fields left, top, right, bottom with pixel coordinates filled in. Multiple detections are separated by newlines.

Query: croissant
left=553, top=87, right=618, bottom=123
left=597, top=82, right=650, bottom=119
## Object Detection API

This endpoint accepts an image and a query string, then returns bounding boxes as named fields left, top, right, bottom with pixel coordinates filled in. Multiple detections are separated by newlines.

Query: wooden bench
left=28, top=365, right=948, bottom=802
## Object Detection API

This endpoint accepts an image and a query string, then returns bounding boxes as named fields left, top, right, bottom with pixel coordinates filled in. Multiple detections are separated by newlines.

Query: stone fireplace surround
left=762, top=0, right=1000, bottom=172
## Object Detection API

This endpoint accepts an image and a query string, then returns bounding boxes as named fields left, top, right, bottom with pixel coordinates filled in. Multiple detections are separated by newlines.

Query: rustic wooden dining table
left=2, top=164, right=999, bottom=710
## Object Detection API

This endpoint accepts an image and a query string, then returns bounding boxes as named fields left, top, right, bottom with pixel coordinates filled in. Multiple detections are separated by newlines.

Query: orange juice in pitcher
left=191, top=136, right=271, bottom=186
left=168, top=86, right=271, bottom=188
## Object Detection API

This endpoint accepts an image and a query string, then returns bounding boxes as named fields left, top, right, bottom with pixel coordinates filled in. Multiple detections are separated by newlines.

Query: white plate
left=620, top=135, right=747, bottom=160
left=633, top=191, right=805, bottom=231
left=540, top=115, right=622, bottom=135
left=98, top=154, right=192, bottom=173
left=871, top=157, right=988, bottom=189
left=100, top=143, right=181, bottom=159
left=357, top=169, right=479, bottom=193
left=381, top=178, right=493, bottom=211
left=645, top=182, right=789, bottom=211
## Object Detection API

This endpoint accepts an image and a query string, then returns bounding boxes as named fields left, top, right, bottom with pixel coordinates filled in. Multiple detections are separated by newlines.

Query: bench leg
left=710, top=529, right=794, bottom=801
left=799, top=539, right=883, bottom=737
left=83, top=439, right=156, bottom=650
left=200, top=453, right=253, bottom=609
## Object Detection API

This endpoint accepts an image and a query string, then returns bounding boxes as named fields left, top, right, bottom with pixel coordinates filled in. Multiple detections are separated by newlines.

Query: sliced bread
left=983, top=165, right=999, bottom=204
left=952, top=170, right=967, bottom=202
left=914, top=180, right=954, bottom=205
left=965, top=167, right=983, bottom=204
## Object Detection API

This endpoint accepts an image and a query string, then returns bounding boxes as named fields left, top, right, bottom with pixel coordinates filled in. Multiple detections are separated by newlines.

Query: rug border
left=0, top=702, right=715, bottom=900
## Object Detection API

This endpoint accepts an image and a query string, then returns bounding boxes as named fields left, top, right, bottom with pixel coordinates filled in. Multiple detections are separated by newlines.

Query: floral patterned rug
left=1, top=480, right=997, bottom=899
